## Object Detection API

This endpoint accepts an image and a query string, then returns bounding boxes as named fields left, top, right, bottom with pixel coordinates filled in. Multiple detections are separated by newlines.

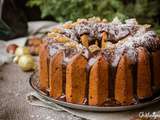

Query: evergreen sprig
left=27, top=0, right=160, bottom=34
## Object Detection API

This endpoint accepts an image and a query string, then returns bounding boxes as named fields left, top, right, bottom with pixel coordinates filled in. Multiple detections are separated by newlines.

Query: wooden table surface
left=0, top=63, right=81, bottom=120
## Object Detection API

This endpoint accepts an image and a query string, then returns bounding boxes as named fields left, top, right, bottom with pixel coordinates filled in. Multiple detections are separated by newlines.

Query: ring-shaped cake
left=39, top=17, right=160, bottom=106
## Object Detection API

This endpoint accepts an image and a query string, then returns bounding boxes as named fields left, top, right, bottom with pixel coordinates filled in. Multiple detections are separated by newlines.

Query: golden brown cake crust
left=101, top=32, right=107, bottom=48
left=114, top=54, right=134, bottom=105
left=49, top=51, right=64, bottom=99
left=39, top=43, right=49, bottom=92
left=80, top=34, right=89, bottom=47
left=66, top=54, right=87, bottom=104
left=137, top=47, right=152, bottom=99
left=89, top=55, right=109, bottom=106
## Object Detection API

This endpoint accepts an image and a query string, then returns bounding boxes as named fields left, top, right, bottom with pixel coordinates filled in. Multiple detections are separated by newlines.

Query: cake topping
left=46, top=17, right=160, bottom=67
left=88, top=44, right=100, bottom=53
left=52, top=27, right=64, bottom=33
left=125, top=18, right=138, bottom=25
left=63, top=21, right=74, bottom=29
left=48, top=43, right=65, bottom=56
left=64, top=41, right=77, bottom=48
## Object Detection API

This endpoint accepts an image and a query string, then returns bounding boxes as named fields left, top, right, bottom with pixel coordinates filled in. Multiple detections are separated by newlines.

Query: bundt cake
left=38, top=17, right=160, bottom=106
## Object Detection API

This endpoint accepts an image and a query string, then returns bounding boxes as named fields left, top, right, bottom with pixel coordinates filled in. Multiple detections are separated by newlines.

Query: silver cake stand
left=29, top=72, right=160, bottom=112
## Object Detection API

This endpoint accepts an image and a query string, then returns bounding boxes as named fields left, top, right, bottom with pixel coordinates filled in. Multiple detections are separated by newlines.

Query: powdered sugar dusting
left=48, top=43, right=65, bottom=56
left=47, top=17, right=160, bottom=67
